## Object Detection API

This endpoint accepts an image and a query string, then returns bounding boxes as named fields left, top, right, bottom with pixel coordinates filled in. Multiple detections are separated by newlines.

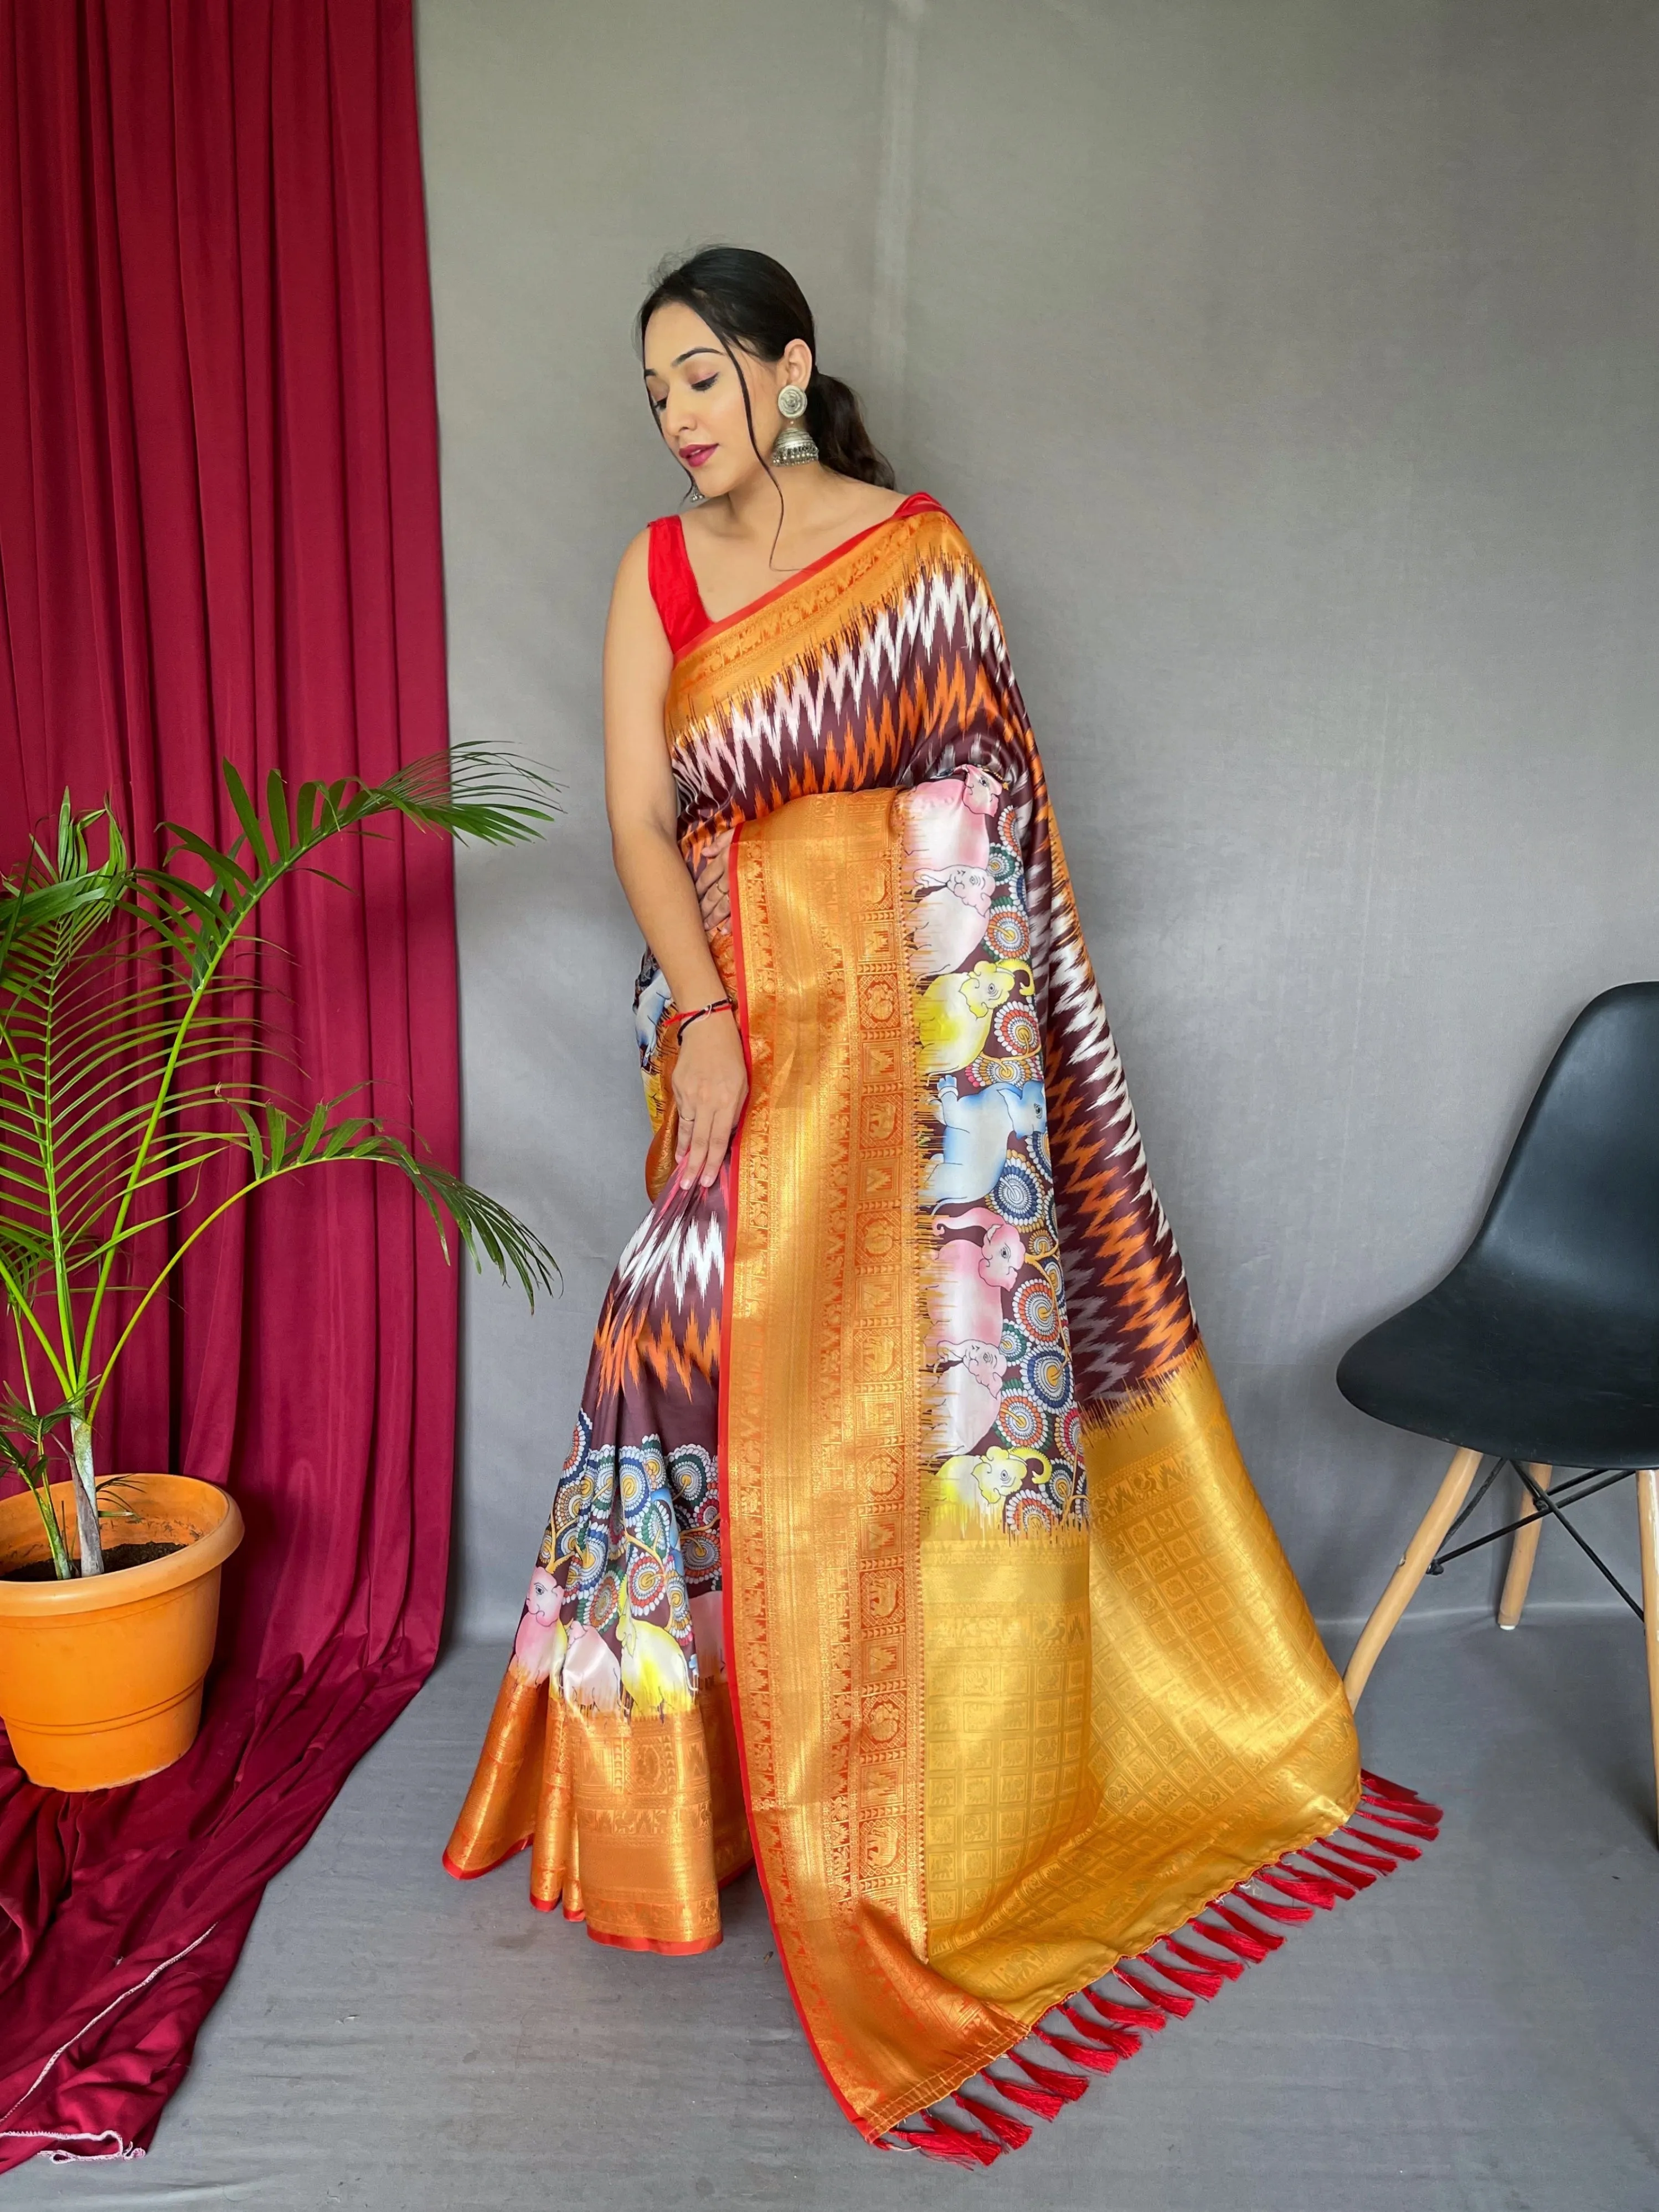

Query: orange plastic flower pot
left=0, top=1474, right=244, bottom=1791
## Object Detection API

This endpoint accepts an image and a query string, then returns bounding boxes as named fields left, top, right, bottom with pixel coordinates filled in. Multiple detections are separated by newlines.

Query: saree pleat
left=446, top=496, right=1371, bottom=2137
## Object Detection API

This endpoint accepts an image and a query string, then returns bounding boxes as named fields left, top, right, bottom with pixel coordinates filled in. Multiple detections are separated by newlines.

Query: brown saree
left=443, top=492, right=1439, bottom=2157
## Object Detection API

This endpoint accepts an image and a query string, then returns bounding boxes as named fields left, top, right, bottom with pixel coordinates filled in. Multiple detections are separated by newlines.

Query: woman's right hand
left=671, top=1007, right=748, bottom=1190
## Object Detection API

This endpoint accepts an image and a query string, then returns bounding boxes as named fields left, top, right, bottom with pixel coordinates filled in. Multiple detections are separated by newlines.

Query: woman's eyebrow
left=643, top=347, right=722, bottom=379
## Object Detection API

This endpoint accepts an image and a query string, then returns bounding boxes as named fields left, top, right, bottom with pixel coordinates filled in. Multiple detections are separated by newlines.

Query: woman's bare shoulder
left=610, top=523, right=656, bottom=601
left=605, top=527, right=671, bottom=672
left=848, top=482, right=911, bottom=526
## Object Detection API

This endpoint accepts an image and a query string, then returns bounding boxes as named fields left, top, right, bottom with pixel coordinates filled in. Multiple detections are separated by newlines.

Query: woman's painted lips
left=680, top=444, right=717, bottom=466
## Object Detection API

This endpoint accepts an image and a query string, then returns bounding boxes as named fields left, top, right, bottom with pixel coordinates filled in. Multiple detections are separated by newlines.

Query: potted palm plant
left=0, top=749, right=557, bottom=1790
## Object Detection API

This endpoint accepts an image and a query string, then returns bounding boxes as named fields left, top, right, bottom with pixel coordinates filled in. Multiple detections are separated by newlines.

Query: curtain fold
left=0, top=0, right=457, bottom=2166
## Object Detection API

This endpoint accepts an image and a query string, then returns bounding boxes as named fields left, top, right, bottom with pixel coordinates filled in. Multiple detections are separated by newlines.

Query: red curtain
left=0, top=0, right=457, bottom=2166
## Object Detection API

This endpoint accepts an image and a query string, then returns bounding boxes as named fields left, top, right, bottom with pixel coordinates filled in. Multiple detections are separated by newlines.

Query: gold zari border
left=725, top=792, right=1028, bottom=2131
left=726, top=792, right=1361, bottom=2134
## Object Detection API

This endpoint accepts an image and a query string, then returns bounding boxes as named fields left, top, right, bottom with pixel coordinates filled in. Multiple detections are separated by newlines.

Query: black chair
left=1336, top=982, right=1659, bottom=1837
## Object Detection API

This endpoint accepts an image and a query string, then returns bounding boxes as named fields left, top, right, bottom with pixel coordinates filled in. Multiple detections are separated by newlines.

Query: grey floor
left=6, top=1612, right=1658, bottom=2212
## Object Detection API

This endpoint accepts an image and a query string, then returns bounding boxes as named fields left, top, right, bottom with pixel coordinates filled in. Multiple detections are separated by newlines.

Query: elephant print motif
left=510, top=1565, right=568, bottom=1687
left=619, top=1608, right=695, bottom=1715
left=917, top=959, right=1035, bottom=1077
left=925, top=1217, right=1028, bottom=1362
left=936, top=1446, right=1052, bottom=1521
left=563, top=1619, right=624, bottom=1711
left=935, top=1339, right=1011, bottom=1455
left=900, top=763, right=1002, bottom=874
left=923, top=1075, right=1048, bottom=1207
left=900, top=768, right=1085, bottom=1535
left=908, top=866, right=994, bottom=977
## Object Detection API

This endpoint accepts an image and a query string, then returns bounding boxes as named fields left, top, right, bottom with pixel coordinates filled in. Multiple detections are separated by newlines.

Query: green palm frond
left=230, top=1098, right=560, bottom=1307
left=363, top=744, right=562, bottom=846
left=1, top=960, right=267, bottom=1265
left=0, top=800, right=128, bottom=955
left=142, top=749, right=559, bottom=987
left=1, top=752, right=557, bottom=1578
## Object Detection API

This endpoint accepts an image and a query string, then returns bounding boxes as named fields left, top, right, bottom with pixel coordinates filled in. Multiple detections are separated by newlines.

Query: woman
left=444, top=246, right=1437, bottom=2163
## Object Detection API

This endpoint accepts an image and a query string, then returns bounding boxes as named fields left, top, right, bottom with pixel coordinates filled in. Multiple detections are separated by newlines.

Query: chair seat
left=1337, top=1263, right=1659, bottom=1467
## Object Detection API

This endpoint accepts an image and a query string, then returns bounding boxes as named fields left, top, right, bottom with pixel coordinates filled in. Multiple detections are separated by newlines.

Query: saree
left=443, top=491, right=1439, bottom=2160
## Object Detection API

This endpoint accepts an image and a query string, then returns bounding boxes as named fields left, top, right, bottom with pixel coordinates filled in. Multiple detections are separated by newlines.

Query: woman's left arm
left=602, top=529, right=747, bottom=1189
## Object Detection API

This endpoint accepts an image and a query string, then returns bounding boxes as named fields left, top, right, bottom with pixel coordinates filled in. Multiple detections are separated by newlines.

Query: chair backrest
left=1466, top=982, right=1659, bottom=1313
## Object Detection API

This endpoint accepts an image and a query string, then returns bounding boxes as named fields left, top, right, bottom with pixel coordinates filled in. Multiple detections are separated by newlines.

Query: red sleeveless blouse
left=646, top=490, right=944, bottom=659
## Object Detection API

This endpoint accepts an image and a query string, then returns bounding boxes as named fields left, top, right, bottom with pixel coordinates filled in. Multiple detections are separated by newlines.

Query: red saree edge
left=528, top=1896, right=724, bottom=1956
left=717, top=825, right=874, bottom=2142
left=581, top=1926, right=723, bottom=1957
left=441, top=1835, right=532, bottom=1882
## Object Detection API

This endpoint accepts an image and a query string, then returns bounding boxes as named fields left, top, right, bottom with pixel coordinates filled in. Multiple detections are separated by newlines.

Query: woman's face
left=642, top=300, right=812, bottom=502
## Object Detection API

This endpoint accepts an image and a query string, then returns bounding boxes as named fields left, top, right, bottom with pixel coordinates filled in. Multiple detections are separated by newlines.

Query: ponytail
left=803, top=369, right=895, bottom=489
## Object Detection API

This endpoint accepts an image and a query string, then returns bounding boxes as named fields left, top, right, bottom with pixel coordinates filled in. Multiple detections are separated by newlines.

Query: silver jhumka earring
left=769, top=381, right=819, bottom=466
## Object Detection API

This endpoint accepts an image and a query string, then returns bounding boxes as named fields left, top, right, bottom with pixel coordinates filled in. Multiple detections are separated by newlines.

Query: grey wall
left=417, top=0, right=1659, bottom=1644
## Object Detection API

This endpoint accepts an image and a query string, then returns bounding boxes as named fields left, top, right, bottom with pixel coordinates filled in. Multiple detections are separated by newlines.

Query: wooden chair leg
left=1637, top=1468, right=1659, bottom=1850
left=1344, top=1446, right=1484, bottom=1708
left=1497, top=1462, right=1553, bottom=1629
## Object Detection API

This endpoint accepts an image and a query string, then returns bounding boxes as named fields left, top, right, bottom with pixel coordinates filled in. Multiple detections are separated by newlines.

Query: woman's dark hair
left=635, top=247, right=895, bottom=538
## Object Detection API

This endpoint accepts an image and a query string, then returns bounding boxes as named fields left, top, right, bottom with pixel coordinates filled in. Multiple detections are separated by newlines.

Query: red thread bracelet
left=666, top=995, right=736, bottom=1037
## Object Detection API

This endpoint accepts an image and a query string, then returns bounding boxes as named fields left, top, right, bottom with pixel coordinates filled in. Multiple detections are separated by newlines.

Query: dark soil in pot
left=1, top=1540, right=188, bottom=1583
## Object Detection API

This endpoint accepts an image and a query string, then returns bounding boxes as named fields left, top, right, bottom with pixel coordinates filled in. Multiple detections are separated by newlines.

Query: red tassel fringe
left=887, top=1768, right=1440, bottom=2162
left=1202, top=1904, right=1280, bottom=1958
left=989, top=2069, right=1066, bottom=2121
left=1362, top=1768, right=1444, bottom=1821
left=1116, top=1963, right=1196, bottom=2017
left=1150, top=1955, right=1230, bottom=2008
left=1141, top=1948, right=1228, bottom=1999
left=1351, top=1825, right=1423, bottom=1859
left=905, top=2113, right=1003, bottom=2166
left=1035, top=2026, right=1121, bottom=2074
left=1008, top=2051, right=1091, bottom=2103
left=1082, top=1990, right=1167, bottom=2031
left=1209, top=1898, right=1286, bottom=1949
left=1164, top=1933, right=1246, bottom=1983
left=1359, top=1808, right=1440, bottom=1840
left=1256, top=1865, right=1344, bottom=1910
left=954, top=2091, right=1033, bottom=2151
left=1064, top=2006, right=1143, bottom=2059
left=1231, top=1884, right=1314, bottom=1922
left=1301, top=1848, right=1370, bottom=1892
